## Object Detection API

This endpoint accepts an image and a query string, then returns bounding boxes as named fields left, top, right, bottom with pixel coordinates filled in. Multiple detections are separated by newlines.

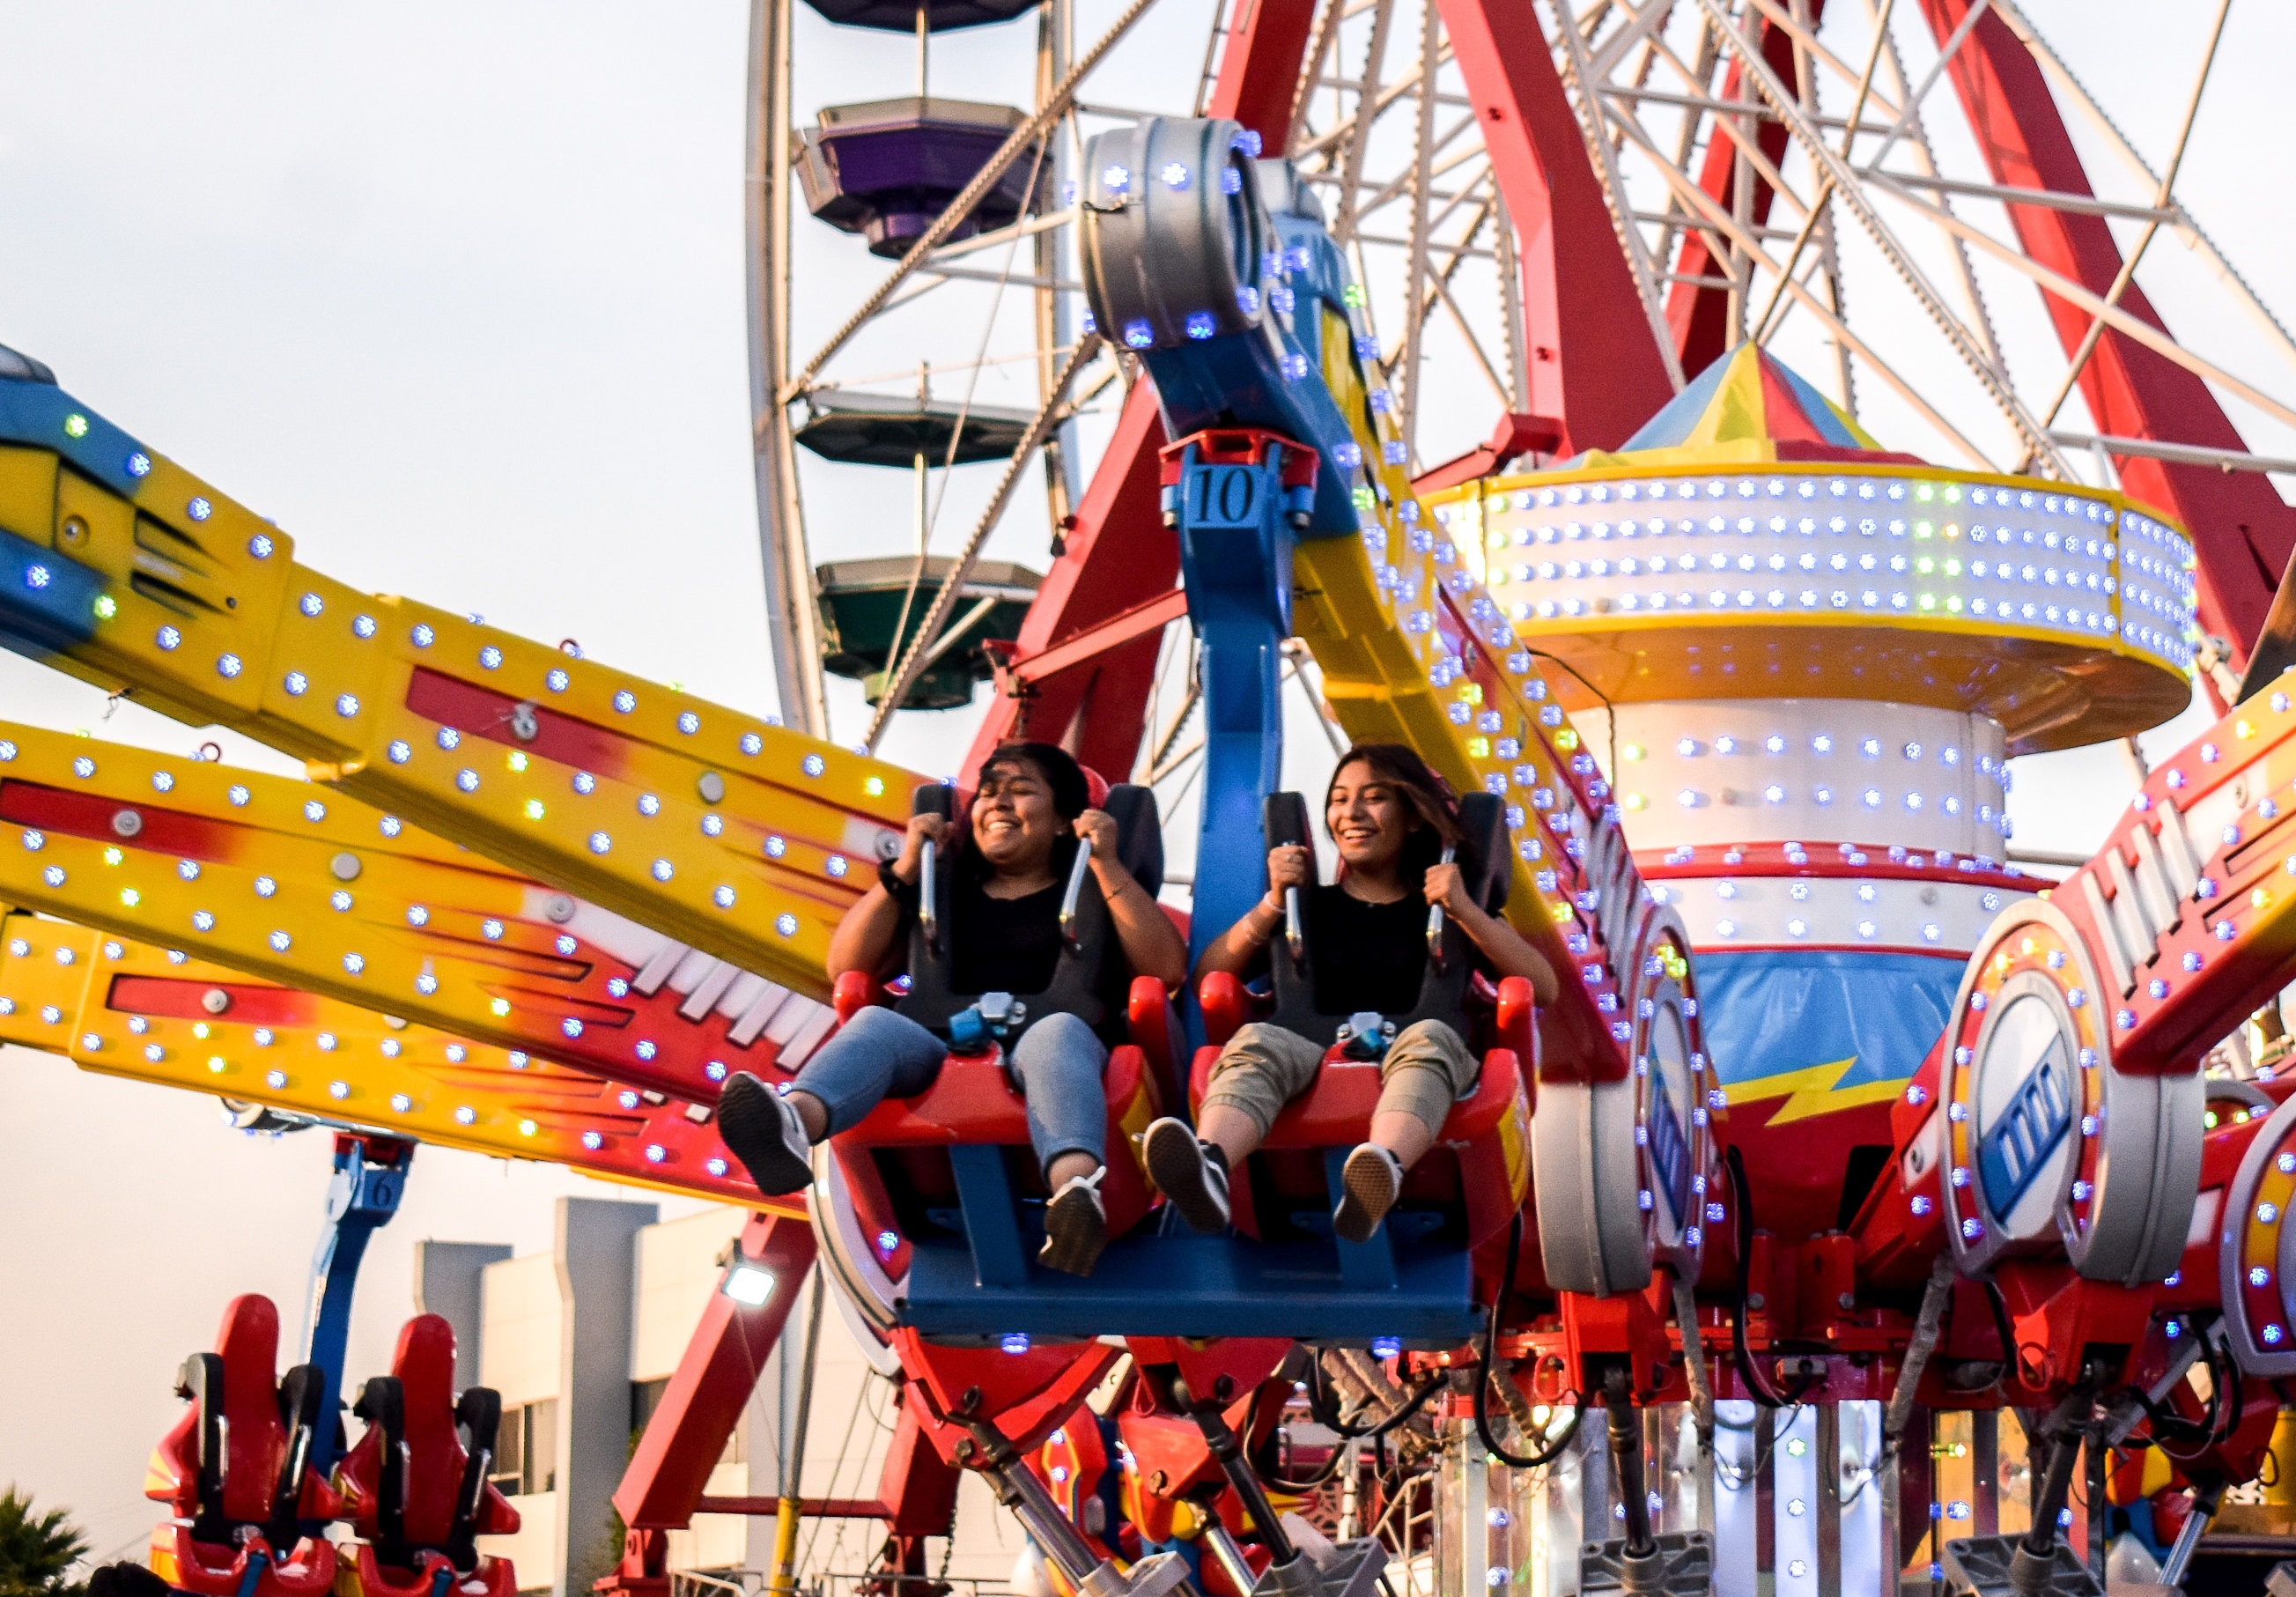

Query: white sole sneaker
left=1333, top=1143, right=1403, bottom=1244
left=1039, top=1171, right=1108, bottom=1277
left=718, top=1073, right=815, bottom=1195
left=1143, top=1117, right=1230, bottom=1233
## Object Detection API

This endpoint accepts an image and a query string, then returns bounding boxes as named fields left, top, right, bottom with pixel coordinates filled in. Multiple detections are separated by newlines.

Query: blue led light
left=1100, top=164, right=1131, bottom=195
left=1158, top=161, right=1190, bottom=190
left=1001, top=1333, right=1031, bottom=1355
left=1124, top=319, right=1155, bottom=349
left=1230, top=129, right=1262, bottom=156
left=1185, top=311, right=1215, bottom=340
left=1220, top=166, right=1242, bottom=195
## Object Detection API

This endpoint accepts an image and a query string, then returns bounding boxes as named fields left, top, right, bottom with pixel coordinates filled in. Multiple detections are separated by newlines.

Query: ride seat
left=334, top=1315, right=520, bottom=1597
left=144, top=1295, right=342, bottom=1597
left=826, top=776, right=1177, bottom=1286
left=1187, top=789, right=1535, bottom=1253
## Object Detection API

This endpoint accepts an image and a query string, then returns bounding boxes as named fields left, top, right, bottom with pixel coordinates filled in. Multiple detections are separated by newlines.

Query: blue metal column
left=1169, top=437, right=1304, bottom=965
left=302, top=1133, right=413, bottom=1476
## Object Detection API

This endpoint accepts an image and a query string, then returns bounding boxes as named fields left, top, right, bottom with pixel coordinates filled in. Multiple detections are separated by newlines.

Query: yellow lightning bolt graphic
left=1721, top=1055, right=1908, bottom=1126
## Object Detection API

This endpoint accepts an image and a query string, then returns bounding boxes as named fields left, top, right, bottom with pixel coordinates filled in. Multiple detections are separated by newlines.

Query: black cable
left=1982, top=1278, right=2020, bottom=1386
left=1724, top=1146, right=1812, bottom=1408
left=1317, top=1364, right=1443, bottom=1441
left=1473, top=1213, right=1584, bottom=1469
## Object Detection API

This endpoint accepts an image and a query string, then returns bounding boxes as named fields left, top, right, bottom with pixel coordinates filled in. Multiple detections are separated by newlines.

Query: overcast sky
left=0, top=0, right=2285, bottom=1562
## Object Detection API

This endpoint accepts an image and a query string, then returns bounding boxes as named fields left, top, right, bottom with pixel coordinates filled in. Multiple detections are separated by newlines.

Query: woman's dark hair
left=1325, top=743, right=1460, bottom=883
left=976, top=741, right=1091, bottom=821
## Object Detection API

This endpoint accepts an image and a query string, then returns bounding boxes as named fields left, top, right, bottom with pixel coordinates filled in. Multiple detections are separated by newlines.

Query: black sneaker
left=718, top=1073, right=815, bottom=1195
left=1039, top=1168, right=1108, bottom=1277
left=1144, top=1117, right=1229, bottom=1233
left=1333, top=1142, right=1403, bottom=1244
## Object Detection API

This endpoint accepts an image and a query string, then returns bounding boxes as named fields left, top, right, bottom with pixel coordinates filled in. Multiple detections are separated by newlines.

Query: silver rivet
left=545, top=894, right=577, bottom=924
left=511, top=701, right=541, bottom=742
left=329, top=852, right=362, bottom=882
left=383, top=1016, right=410, bottom=1031
left=111, top=810, right=143, bottom=839
left=698, top=771, right=727, bottom=805
left=201, top=987, right=232, bottom=1016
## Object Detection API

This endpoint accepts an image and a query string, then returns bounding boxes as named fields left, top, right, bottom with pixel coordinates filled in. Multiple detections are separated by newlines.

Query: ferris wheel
left=748, top=0, right=2296, bottom=815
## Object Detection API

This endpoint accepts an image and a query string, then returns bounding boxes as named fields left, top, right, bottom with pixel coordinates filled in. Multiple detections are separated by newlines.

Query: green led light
left=506, top=750, right=528, bottom=773
left=63, top=413, right=88, bottom=439
left=120, top=887, right=139, bottom=907
left=524, top=798, right=546, bottom=821
left=865, top=775, right=884, bottom=796
left=1342, top=284, right=1366, bottom=308
left=92, top=595, right=116, bottom=620
left=1918, top=593, right=1938, bottom=610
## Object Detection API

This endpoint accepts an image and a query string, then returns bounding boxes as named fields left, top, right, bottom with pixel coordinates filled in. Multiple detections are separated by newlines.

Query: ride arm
left=0, top=369, right=914, bottom=1002
left=0, top=720, right=841, bottom=1107
left=0, top=906, right=786, bottom=1207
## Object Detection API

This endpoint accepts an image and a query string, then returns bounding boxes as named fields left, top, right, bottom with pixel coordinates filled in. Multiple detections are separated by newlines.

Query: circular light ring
left=2218, top=1093, right=2296, bottom=1375
left=1630, top=909, right=1712, bottom=1273
left=1938, top=899, right=2196, bottom=1285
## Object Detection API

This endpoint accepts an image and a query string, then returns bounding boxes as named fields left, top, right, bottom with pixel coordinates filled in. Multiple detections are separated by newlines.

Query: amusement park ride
left=12, top=0, right=2296, bottom=1593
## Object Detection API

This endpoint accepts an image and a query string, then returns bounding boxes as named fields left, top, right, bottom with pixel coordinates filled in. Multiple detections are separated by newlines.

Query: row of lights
left=5, top=731, right=826, bottom=1097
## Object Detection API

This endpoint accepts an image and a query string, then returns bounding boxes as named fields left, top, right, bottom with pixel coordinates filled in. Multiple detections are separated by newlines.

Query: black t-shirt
left=1302, top=883, right=1433, bottom=1015
left=948, top=875, right=1064, bottom=996
left=892, top=847, right=1139, bottom=1040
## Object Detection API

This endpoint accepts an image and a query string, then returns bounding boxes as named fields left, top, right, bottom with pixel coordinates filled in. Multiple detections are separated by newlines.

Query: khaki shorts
left=1200, top=1019, right=1479, bottom=1139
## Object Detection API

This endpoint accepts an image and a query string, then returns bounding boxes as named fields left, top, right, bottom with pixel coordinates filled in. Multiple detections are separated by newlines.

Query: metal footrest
left=1251, top=1538, right=1386, bottom=1597
left=1940, top=1536, right=2104, bottom=1597
left=1577, top=1531, right=1714, bottom=1596
left=1077, top=1550, right=1192, bottom=1597
left=1266, top=1515, right=1388, bottom=1597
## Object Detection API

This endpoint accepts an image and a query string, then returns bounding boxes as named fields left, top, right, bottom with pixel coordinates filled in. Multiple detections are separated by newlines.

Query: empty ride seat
left=144, top=1295, right=341, bottom=1597
left=830, top=776, right=1178, bottom=1285
left=335, top=1315, right=520, bottom=1597
left=1190, top=789, right=1535, bottom=1252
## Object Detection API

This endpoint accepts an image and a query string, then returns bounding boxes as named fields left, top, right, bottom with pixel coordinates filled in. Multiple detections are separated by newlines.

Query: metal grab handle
left=919, top=838, right=939, bottom=952
left=1426, top=841, right=1458, bottom=968
left=1059, top=838, right=1094, bottom=949
left=1283, top=884, right=1304, bottom=966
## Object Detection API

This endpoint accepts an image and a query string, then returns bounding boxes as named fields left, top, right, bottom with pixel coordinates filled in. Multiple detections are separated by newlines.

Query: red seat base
left=1185, top=979, right=1539, bottom=1250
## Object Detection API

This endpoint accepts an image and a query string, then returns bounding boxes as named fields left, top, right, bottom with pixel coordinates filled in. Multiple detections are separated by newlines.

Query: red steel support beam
left=964, top=4, right=1318, bottom=780
left=1434, top=0, right=1677, bottom=454
left=612, top=1211, right=816, bottom=1533
left=1005, top=587, right=1187, bottom=687
left=1918, top=0, right=2296, bottom=668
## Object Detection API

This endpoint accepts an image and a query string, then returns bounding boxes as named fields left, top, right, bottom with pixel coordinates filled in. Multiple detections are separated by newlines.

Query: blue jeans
left=794, top=1005, right=1110, bottom=1174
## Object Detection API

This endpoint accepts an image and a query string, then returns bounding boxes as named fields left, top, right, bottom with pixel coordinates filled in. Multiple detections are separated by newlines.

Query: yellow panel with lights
left=0, top=908, right=793, bottom=1209
left=0, top=381, right=916, bottom=999
left=0, top=721, right=845, bottom=1106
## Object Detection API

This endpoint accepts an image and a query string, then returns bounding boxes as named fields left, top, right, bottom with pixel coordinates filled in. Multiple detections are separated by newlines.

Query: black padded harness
left=1258, top=787, right=1509, bottom=1049
left=895, top=780, right=1163, bottom=1040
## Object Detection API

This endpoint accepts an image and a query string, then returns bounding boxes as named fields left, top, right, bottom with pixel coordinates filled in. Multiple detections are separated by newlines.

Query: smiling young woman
left=1143, top=743, right=1557, bottom=1244
left=714, top=742, right=1185, bottom=1277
